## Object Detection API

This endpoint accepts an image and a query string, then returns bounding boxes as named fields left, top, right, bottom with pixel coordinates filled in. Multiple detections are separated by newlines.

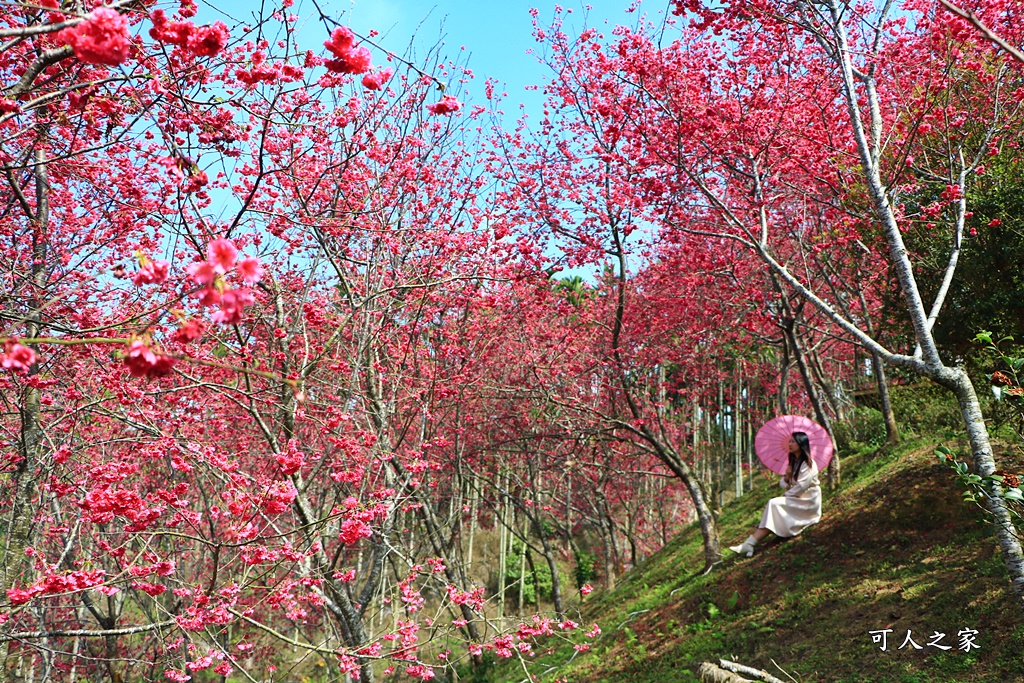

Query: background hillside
left=470, top=434, right=1024, bottom=683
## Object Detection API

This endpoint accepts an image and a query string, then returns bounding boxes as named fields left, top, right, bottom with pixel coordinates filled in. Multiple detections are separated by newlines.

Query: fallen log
left=718, top=659, right=789, bottom=683
left=697, top=662, right=752, bottom=683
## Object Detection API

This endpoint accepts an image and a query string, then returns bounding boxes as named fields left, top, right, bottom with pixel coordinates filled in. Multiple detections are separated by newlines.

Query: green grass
left=469, top=437, right=1024, bottom=683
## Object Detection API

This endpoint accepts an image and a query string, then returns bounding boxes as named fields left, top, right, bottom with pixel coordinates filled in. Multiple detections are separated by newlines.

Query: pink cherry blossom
left=1, top=342, right=36, bottom=373
left=339, top=519, right=373, bottom=545
left=405, top=665, right=435, bottom=680
left=427, top=95, right=462, bottom=116
left=324, top=27, right=356, bottom=55
left=58, top=8, right=131, bottom=67
left=149, top=10, right=192, bottom=47
left=188, top=23, right=229, bottom=58
left=186, top=261, right=218, bottom=286
left=362, top=68, right=393, bottom=90
left=197, top=287, right=221, bottom=307
left=211, top=288, right=255, bottom=325
left=123, top=341, right=155, bottom=377
left=236, top=256, right=263, bottom=283
left=124, top=341, right=175, bottom=379
left=323, top=26, right=372, bottom=74
left=207, top=238, right=238, bottom=272
left=150, top=10, right=229, bottom=58
left=172, top=320, right=204, bottom=343
left=326, top=47, right=372, bottom=74
left=153, top=561, right=176, bottom=576
left=132, top=259, right=169, bottom=286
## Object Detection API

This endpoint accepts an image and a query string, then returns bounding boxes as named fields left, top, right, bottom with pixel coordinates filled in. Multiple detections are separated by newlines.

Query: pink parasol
left=754, top=415, right=833, bottom=475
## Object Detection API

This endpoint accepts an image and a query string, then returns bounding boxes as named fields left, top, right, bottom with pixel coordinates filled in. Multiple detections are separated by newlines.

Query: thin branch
left=938, top=0, right=1024, bottom=65
left=0, top=620, right=174, bottom=643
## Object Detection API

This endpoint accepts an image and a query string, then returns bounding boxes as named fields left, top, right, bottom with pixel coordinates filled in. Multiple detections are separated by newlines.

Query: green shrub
left=889, top=382, right=962, bottom=436
left=503, top=540, right=552, bottom=604
left=574, top=549, right=597, bottom=589
left=834, top=406, right=887, bottom=450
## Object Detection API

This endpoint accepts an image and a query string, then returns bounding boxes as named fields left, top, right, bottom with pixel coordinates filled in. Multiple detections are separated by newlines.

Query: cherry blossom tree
left=585, top=0, right=1024, bottom=607
left=0, top=2, right=603, bottom=681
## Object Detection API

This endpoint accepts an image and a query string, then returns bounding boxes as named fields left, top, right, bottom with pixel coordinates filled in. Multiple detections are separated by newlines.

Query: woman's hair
left=790, top=431, right=812, bottom=479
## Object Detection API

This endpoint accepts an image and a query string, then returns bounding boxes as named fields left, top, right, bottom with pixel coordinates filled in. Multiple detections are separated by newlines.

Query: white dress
left=759, top=459, right=821, bottom=537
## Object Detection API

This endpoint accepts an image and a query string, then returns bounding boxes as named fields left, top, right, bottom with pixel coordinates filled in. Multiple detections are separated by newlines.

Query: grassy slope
left=478, top=438, right=1024, bottom=683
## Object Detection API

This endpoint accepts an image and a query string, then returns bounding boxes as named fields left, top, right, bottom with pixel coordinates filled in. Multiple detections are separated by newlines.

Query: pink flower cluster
left=124, top=340, right=176, bottom=379
left=7, top=569, right=106, bottom=605
left=235, top=50, right=305, bottom=86
left=446, top=585, right=485, bottom=610
left=323, top=27, right=372, bottom=74
left=133, top=581, right=167, bottom=596
left=427, top=95, right=462, bottom=116
left=339, top=518, right=373, bottom=545
left=941, top=183, right=964, bottom=202
left=128, top=561, right=176, bottom=577
left=261, top=481, right=297, bottom=514
left=58, top=8, right=131, bottom=67
left=275, top=440, right=305, bottom=475
left=132, top=257, right=169, bottom=286
left=405, top=665, right=435, bottom=680
left=472, top=614, right=602, bottom=662
left=186, top=238, right=262, bottom=325
left=362, top=67, right=393, bottom=90
left=385, top=619, right=422, bottom=660
left=240, top=545, right=278, bottom=566
left=172, top=319, right=204, bottom=344
left=150, top=10, right=229, bottom=57
left=400, top=577, right=424, bottom=612
left=1, top=341, right=35, bottom=373
left=210, top=289, right=255, bottom=325
left=81, top=486, right=161, bottom=530
left=186, top=648, right=228, bottom=673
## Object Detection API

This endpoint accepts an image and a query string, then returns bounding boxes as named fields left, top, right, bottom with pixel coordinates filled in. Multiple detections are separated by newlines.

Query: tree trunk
left=858, top=287, right=900, bottom=445
left=734, top=381, right=743, bottom=498
left=871, top=349, right=900, bottom=444
left=820, top=0, right=1023, bottom=608
left=1, top=149, right=49, bottom=683
left=565, top=473, right=573, bottom=553
left=599, top=505, right=616, bottom=591
left=517, top=530, right=526, bottom=615
left=778, top=337, right=790, bottom=414
left=497, top=470, right=509, bottom=622
left=807, top=347, right=842, bottom=423
left=943, top=368, right=1024, bottom=607
left=747, top=406, right=755, bottom=492
left=668, top=461, right=721, bottom=569
left=784, top=319, right=840, bottom=487
left=467, top=485, right=478, bottom=570
left=537, top=526, right=565, bottom=618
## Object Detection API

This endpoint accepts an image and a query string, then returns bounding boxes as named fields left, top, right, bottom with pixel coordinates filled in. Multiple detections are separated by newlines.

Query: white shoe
left=728, top=543, right=754, bottom=557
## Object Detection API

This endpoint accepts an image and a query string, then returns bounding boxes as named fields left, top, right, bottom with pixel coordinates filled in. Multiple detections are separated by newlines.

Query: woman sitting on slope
left=729, top=431, right=821, bottom=557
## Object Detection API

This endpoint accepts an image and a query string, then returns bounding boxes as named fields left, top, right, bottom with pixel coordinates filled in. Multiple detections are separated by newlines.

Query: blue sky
left=329, top=0, right=655, bottom=114
left=186, top=0, right=661, bottom=276
left=197, top=0, right=663, bottom=116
